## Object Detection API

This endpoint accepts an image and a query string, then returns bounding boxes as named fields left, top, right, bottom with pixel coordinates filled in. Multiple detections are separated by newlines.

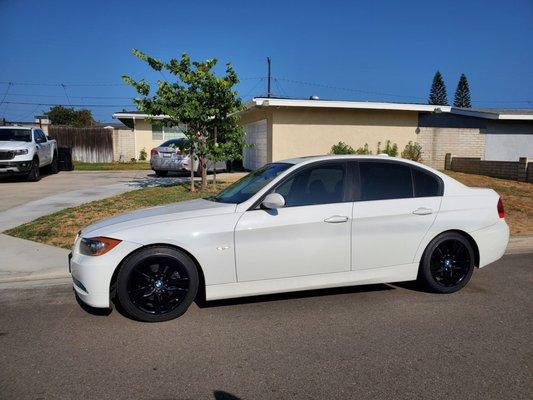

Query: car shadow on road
left=195, top=283, right=396, bottom=309
left=75, top=293, right=112, bottom=317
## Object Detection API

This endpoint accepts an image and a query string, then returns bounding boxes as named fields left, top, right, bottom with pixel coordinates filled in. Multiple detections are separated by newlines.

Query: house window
left=152, top=123, right=163, bottom=140
left=151, top=123, right=186, bottom=142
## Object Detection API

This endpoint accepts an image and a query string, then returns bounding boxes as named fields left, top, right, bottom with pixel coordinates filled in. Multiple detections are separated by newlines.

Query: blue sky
left=1, top=0, right=532, bottom=122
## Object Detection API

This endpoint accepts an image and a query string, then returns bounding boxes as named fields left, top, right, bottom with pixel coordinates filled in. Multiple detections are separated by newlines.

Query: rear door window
left=359, top=161, right=413, bottom=201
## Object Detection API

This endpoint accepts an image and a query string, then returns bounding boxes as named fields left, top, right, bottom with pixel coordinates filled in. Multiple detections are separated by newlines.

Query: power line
left=4, top=93, right=134, bottom=99
left=2, top=101, right=135, bottom=108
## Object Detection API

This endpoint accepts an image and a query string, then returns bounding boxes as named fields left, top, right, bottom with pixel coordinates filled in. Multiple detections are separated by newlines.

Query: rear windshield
left=161, top=138, right=186, bottom=148
left=0, top=128, right=32, bottom=142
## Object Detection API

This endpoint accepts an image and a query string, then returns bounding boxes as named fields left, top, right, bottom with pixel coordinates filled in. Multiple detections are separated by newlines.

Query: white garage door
left=243, top=119, right=267, bottom=171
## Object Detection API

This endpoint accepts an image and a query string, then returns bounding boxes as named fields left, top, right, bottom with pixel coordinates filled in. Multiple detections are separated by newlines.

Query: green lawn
left=73, top=161, right=151, bottom=171
left=6, top=182, right=228, bottom=249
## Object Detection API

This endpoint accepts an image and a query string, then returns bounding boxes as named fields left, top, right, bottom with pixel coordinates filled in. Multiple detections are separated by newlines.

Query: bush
left=330, top=141, right=356, bottom=154
left=401, top=141, right=423, bottom=161
left=377, top=140, right=398, bottom=157
left=139, top=148, right=148, bottom=161
left=355, top=143, right=372, bottom=155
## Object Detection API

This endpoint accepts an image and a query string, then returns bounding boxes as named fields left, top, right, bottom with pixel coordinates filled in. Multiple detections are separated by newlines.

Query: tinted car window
left=274, top=162, right=346, bottom=207
left=161, top=138, right=185, bottom=147
left=413, top=168, right=441, bottom=197
left=359, top=161, right=412, bottom=201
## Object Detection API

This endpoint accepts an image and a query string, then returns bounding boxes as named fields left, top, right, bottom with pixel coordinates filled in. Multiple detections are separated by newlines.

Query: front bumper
left=0, top=160, right=32, bottom=174
left=70, top=239, right=143, bottom=308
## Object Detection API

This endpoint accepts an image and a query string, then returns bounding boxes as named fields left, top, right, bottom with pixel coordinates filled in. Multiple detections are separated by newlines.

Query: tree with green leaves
left=122, top=49, right=245, bottom=191
left=453, top=73, right=472, bottom=108
left=428, top=71, right=448, bottom=106
left=45, top=105, right=95, bottom=127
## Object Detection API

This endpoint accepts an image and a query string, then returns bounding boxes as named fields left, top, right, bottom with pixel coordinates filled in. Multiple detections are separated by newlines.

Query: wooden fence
left=49, top=126, right=114, bottom=163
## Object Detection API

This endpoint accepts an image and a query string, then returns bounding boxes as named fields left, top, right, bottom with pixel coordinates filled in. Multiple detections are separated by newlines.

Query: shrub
left=330, top=141, right=356, bottom=154
left=401, top=141, right=423, bottom=161
left=139, top=148, right=148, bottom=161
left=355, top=143, right=372, bottom=155
left=376, top=140, right=398, bottom=157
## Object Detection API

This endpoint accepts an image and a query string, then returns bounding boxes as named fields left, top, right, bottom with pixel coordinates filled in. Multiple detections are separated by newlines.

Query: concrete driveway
left=0, top=170, right=188, bottom=285
left=0, top=170, right=181, bottom=212
left=0, top=253, right=531, bottom=399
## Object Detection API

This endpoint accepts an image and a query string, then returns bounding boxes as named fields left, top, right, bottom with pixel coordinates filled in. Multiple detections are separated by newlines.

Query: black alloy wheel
left=27, top=158, right=41, bottom=182
left=418, top=232, right=475, bottom=293
left=49, top=152, right=59, bottom=174
left=116, top=246, right=199, bottom=322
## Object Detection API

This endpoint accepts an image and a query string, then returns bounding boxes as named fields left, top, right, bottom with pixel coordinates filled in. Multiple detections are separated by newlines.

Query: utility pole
left=267, top=57, right=272, bottom=98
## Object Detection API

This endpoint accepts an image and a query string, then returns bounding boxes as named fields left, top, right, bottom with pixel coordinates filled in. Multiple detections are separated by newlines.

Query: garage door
left=243, top=119, right=267, bottom=171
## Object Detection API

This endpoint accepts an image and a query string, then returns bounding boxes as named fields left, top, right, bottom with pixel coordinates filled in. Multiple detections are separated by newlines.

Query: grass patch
left=74, top=161, right=151, bottom=171
left=6, top=182, right=229, bottom=250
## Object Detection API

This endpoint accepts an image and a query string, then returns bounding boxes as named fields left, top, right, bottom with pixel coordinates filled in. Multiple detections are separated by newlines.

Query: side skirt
left=205, top=263, right=419, bottom=301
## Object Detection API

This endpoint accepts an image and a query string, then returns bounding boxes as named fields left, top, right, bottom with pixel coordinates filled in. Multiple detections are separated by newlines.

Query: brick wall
left=112, top=129, right=136, bottom=162
left=445, top=154, right=533, bottom=183
left=417, top=127, right=485, bottom=169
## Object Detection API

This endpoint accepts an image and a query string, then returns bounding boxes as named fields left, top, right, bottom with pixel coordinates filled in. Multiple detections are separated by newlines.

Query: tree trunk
left=212, top=126, right=217, bottom=189
left=200, top=156, right=207, bottom=190
left=189, top=147, right=195, bottom=192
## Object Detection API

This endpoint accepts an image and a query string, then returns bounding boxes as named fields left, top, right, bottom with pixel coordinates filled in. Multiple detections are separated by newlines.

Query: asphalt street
left=0, top=253, right=531, bottom=400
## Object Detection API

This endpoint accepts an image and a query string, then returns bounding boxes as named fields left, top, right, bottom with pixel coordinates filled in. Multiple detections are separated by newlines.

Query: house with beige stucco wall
left=111, top=100, right=533, bottom=169
left=237, top=98, right=449, bottom=170
left=238, top=98, right=533, bottom=170
left=112, top=111, right=186, bottom=161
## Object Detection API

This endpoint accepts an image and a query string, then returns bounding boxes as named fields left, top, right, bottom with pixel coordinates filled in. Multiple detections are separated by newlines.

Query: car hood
left=0, top=141, right=30, bottom=150
left=81, top=198, right=236, bottom=238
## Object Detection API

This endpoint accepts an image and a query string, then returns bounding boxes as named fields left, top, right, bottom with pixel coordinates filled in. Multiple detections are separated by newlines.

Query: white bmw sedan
left=70, top=155, right=509, bottom=322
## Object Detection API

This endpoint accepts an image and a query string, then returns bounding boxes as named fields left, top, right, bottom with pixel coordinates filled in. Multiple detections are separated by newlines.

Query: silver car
left=150, top=138, right=226, bottom=177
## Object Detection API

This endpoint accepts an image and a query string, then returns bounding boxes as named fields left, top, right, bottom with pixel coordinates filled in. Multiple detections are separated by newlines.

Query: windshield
left=210, top=163, right=292, bottom=204
left=0, top=128, right=32, bottom=142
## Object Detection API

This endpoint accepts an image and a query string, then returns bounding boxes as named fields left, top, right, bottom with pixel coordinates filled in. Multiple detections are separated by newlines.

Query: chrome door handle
left=413, top=207, right=433, bottom=215
left=324, top=215, right=349, bottom=223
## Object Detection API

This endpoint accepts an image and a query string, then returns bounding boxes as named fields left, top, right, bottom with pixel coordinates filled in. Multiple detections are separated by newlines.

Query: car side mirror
left=261, top=193, right=285, bottom=209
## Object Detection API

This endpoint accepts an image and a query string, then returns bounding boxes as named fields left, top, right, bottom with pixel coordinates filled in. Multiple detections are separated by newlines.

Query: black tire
left=417, top=232, right=475, bottom=293
left=27, top=158, right=41, bottom=182
left=154, top=170, right=168, bottom=177
left=116, top=246, right=199, bottom=322
left=48, top=152, right=59, bottom=174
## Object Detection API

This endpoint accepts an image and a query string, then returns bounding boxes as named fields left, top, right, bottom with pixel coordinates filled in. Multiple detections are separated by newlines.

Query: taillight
left=497, top=197, right=505, bottom=219
left=150, top=148, right=158, bottom=157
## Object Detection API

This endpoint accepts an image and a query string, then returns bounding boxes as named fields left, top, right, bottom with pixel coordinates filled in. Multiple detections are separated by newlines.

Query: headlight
left=79, top=237, right=122, bottom=256
left=13, top=149, right=29, bottom=155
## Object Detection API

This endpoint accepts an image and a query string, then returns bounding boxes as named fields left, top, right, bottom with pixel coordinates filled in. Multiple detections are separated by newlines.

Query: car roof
left=279, top=154, right=405, bottom=164
left=0, top=126, right=34, bottom=130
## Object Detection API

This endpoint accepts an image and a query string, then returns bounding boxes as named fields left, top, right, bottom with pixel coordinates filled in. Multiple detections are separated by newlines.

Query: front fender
left=111, top=212, right=244, bottom=286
